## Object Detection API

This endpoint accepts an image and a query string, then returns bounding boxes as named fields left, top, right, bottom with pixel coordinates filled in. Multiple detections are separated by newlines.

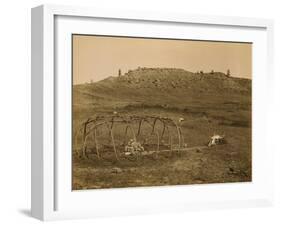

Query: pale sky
left=73, top=35, right=252, bottom=84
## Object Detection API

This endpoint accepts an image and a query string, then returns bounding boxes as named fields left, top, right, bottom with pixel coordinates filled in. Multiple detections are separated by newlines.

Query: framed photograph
left=31, top=4, right=274, bottom=221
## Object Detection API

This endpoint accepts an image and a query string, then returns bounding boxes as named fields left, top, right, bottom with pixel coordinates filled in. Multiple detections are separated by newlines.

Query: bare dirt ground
left=72, top=136, right=251, bottom=189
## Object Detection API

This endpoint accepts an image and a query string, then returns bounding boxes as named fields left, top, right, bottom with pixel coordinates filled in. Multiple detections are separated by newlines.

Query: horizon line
left=73, top=67, right=252, bottom=85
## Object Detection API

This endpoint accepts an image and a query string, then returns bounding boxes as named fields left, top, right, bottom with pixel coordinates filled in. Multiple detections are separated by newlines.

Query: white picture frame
left=31, top=4, right=274, bottom=221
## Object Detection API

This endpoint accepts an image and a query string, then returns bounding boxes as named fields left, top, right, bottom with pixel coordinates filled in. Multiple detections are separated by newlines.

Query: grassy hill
left=73, top=67, right=251, bottom=121
left=72, top=67, right=252, bottom=189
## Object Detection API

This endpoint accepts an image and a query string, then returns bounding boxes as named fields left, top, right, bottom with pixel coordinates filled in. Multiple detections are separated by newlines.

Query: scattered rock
left=228, top=167, right=234, bottom=173
left=111, top=167, right=123, bottom=174
left=208, top=134, right=226, bottom=147
left=196, top=148, right=202, bottom=153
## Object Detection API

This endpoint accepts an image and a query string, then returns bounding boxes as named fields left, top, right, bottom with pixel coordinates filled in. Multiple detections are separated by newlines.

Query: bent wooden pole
left=151, top=118, right=158, bottom=135
left=107, top=123, right=119, bottom=160
left=155, top=131, right=160, bottom=152
left=81, top=118, right=95, bottom=157
left=129, top=124, right=136, bottom=140
left=74, top=128, right=82, bottom=156
left=94, top=128, right=100, bottom=159
left=173, top=123, right=181, bottom=151
left=110, top=129, right=118, bottom=160
left=160, top=124, right=166, bottom=140
left=165, top=126, right=173, bottom=151
left=124, top=124, right=136, bottom=140
left=137, top=119, right=143, bottom=137
left=82, top=118, right=91, bottom=141
left=82, top=134, right=90, bottom=159
left=179, top=127, right=184, bottom=147
left=124, top=125, right=129, bottom=144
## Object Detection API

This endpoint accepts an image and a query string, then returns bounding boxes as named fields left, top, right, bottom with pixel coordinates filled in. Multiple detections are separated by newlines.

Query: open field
left=72, top=68, right=251, bottom=189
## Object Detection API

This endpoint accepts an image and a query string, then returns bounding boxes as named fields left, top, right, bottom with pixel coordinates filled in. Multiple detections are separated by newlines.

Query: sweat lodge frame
left=76, top=115, right=185, bottom=160
left=31, top=4, right=274, bottom=221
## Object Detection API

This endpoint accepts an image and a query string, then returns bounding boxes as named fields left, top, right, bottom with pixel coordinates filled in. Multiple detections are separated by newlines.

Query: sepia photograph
left=72, top=34, right=252, bottom=190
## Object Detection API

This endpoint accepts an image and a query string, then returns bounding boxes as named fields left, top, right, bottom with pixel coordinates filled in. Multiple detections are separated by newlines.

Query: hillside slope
left=73, top=67, right=251, bottom=119
left=72, top=68, right=252, bottom=189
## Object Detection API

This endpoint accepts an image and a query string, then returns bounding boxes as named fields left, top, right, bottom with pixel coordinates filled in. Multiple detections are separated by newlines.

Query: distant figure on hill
left=227, top=69, right=231, bottom=77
